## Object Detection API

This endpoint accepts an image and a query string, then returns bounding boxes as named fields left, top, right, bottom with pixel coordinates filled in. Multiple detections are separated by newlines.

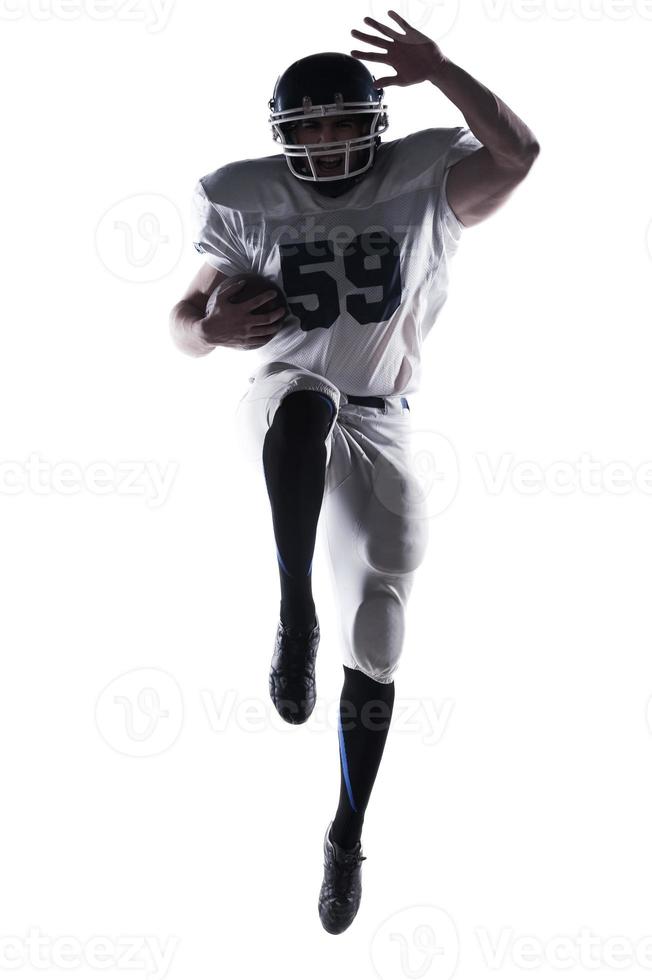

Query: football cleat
left=269, top=615, right=320, bottom=724
left=318, top=820, right=367, bottom=934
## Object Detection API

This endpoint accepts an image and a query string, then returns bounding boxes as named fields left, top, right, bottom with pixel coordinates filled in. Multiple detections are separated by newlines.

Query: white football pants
left=234, top=361, right=429, bottom=684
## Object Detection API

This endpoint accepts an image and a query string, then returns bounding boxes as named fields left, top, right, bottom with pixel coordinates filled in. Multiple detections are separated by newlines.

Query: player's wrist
left=427, top=55, right=452, bottom=86
left=170, top=302, right=218, bottom=356
left=196, top=316, right=220, bottom=350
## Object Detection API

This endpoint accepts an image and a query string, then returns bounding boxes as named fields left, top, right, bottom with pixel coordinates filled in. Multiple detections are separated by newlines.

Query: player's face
left=289, top=114, right=370, bottom=178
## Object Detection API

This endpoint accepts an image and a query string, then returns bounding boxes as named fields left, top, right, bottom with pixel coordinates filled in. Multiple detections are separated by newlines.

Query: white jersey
left=191, top=126, right=482, bottom=397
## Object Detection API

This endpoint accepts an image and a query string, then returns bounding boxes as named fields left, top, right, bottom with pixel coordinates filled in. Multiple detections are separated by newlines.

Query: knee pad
left=351, top=589, right=405, bottom=684
left=272, top=389, right=335, bottom=443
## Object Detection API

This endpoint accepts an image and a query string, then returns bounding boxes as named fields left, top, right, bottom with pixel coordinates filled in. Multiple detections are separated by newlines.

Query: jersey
left=191, top=126, right=483, bottom=397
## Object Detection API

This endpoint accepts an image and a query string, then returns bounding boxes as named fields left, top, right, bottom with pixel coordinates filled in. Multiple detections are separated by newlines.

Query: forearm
left=169, top=300, right=216, bottom=358
left=430, top=59, right=540, bottom=165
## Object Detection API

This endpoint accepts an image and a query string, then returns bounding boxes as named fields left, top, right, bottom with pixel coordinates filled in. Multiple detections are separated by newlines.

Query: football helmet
left=268, top=52, right=389, bottom=184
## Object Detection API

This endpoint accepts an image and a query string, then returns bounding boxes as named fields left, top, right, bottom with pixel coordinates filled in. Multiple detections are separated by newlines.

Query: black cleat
left=318, top=820, right=367, bottom=934
left=269, top=615, right=319, bottom=724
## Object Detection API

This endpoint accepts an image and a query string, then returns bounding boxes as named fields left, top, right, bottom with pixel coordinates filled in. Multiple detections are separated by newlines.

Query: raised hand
left=350, top=9, right=448, bottom=88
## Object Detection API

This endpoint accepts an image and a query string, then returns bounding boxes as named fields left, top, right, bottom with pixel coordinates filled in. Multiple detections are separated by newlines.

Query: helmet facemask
left=269, top=95, right=388, bottom=184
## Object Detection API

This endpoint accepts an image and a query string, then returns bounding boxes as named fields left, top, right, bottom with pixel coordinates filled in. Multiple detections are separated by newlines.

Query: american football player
left=169, top=8, right=540, bottom=934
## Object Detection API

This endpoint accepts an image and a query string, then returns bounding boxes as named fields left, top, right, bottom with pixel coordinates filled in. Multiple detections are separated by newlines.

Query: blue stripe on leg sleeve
left=338, top=711, right=357, bottom=812
left=276, top=545, right=293, bottom=577
left=315, top=392, right=336, bottom=421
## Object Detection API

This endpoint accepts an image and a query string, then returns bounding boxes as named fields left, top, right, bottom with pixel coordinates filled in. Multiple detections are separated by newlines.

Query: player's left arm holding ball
left=351, top=9, right=540, bottom=228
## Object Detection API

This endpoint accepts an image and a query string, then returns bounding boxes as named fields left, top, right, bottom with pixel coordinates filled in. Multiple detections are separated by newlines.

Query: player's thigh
left=321, top=421, right=429, bottom=676
left=234, top=361, right=341, bottom=469
left=323, top=418, right=429, bottom=577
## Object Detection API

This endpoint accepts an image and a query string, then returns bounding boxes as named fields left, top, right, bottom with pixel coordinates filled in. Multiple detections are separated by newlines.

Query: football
left=206, top=272, right=289, bottom=320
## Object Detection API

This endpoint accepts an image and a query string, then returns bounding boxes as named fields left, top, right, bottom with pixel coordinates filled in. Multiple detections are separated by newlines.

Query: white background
left=2, top=0, right=652, bottom=977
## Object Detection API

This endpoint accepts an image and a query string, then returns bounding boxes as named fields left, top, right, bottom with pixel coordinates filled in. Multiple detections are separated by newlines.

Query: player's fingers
left=249, top=307, right=287, bottom=326
left=218, top=278, right=247, bottom=295
left=247, top=324, right=283, bottom=339
left=387, top=9, right=412, bottom=31
left=373, top=76, right=398, bottom=87
left=350, top=28, right=390, bottom=49
left=242, top=289, right=283, bottom=311
left=350, top=49, right=389, bottom=63
left=243, top=329, right=280, bottom=347
left=362, top=15, right=401, bottom=38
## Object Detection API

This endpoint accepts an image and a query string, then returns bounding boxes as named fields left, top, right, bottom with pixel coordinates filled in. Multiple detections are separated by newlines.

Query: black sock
left=262, top=389, right=335, bottom=633
left=331, top=665, right=395, bottom=850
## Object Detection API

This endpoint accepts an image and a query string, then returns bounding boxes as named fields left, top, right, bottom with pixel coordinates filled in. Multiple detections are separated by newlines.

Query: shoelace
left=325, top=851, right=367, bottom=899
left=274, top=662, right=313, bottom=683
left=275, top=626, right=317, bottom=678
left=281, top=621, right=318, bottom=641
left=330, top=846, right=367, bottom=871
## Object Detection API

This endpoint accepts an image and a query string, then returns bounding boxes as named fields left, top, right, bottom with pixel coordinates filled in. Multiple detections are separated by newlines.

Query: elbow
left=492, top=138, right=541, bottom=175
left=521, top=139, right=541, bottom=167
left=505, top=140, right=540, bottom=178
